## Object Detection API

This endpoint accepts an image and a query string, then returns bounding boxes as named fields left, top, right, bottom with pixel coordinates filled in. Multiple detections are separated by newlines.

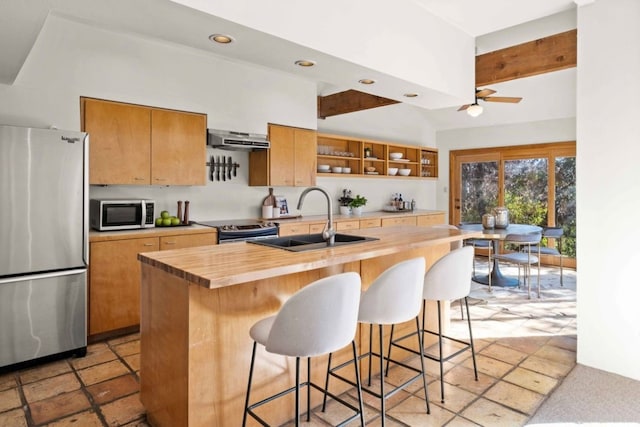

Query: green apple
left=162, top=218, right=172, bottom=226
left=170, top=217, right=181, bottom=226
left=160, top=210, right=170, bottom=219
left=155, top=217, right=163, bottom=226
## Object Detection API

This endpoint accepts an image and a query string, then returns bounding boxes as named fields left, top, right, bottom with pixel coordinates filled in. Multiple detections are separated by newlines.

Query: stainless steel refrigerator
left=0, top=125, right=88, bottom=369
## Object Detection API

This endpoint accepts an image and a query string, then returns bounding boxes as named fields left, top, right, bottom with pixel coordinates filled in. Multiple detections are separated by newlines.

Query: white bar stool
left=324, top=257, right=429, bottom=426
left=242, top=272, right=365, bottom=427
left=388, top=246, right=478, bottom=403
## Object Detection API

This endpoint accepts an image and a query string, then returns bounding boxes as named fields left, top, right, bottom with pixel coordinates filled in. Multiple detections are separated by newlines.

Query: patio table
left=463, top=223, right=542, bottom=287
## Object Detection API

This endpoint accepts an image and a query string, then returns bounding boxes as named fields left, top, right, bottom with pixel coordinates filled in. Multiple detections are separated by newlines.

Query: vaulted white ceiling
left=1, top=0, right=577, bottom=130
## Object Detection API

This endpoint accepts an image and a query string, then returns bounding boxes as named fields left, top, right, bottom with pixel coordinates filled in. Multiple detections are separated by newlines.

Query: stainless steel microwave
left=90, top=199, right=156, bottom=231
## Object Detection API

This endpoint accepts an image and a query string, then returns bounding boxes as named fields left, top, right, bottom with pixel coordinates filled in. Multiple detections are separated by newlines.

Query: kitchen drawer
left=381, top=216, right=417, bottom=227
left=160, top=232, right=217, bottom=250
left=416, top=213, right=445, bottom=227
left=309, top=223, right=326, bottom=234
left=335, top=220, right=360, bottom=231
left=279, top=223, right=310, bottom=236
left=359, top=218, right=381, bottom=229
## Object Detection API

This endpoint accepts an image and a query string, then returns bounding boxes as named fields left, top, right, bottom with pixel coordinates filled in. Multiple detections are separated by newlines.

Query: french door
left=450, top=142, right=576, bottom=260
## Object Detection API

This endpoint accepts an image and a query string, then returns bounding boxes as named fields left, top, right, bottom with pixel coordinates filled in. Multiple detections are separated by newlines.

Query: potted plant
left=338, top=189, right=353, bottom=215
left=348, top=194, right=367, bottom=216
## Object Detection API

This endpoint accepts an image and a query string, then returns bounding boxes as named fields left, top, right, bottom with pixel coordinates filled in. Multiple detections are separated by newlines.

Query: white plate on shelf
left=392, top=158, right=411, bottom=162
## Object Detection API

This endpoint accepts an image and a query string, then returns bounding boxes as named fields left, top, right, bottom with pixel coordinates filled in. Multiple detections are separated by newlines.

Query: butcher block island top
left=137, top=225, right=476, bottom=289
left=137, top=224, right=479, bottom=427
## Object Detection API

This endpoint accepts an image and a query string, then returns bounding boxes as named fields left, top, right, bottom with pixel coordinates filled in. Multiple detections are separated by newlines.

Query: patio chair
left=528, top=226, right=564, bottom=286
left=492, top=232, right=542, bottom=299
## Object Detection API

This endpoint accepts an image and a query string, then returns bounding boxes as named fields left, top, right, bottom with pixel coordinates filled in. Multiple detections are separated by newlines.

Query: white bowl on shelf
left=388, top=167, right=398, bottom=176
left=331, top=166, right=343, bottom=173
left=343, top=167, right=351, bottom=174
left=398, top=168, right=411, bottom=176
left=317, top=164, right=330, bottom=172
left=389, top=152, right=403, bottom=160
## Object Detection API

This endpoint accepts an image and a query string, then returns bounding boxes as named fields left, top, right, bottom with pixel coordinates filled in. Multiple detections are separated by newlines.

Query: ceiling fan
left=458, top=88, right=523, bottom=117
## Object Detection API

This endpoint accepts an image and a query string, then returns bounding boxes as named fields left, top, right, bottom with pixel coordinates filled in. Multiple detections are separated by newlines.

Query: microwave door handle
left=141, top=201, right=146, bottom=228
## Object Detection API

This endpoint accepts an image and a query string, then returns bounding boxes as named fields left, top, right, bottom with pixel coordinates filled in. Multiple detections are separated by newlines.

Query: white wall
left=576, top=0, right=640, bottom=380
left=0, top=14, right=437, bottom=220
left=434, top=117, right=576, bottom=219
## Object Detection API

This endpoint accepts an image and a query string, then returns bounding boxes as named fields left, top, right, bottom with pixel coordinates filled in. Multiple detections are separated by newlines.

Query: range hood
left=207, top=129, right=270, bottom=150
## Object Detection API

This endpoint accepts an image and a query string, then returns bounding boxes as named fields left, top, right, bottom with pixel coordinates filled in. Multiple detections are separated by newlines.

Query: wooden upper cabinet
left=249, top=123, right=317, bottom=187
left=151, top=109, right=206, bottom=185
left=83, top=98, right=151, bottom=185
left=81, top=97, right=206, bottom=186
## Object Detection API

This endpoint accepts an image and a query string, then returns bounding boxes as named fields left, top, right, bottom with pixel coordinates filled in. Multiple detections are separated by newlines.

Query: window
left=451, top=142, right=576, bottom=261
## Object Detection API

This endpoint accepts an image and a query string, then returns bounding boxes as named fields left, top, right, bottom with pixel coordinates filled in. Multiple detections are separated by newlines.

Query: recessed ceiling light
left=358, top=79, right=376, bottom=85
left=209, top=34, right=234, bottom=44
left=403, top=93, right=419, bottom=98
left=295, top=60, right=316, bottom=67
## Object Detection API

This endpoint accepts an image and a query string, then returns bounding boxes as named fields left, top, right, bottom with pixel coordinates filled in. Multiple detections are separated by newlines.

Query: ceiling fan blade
left=458, top=104, right=470, bottom=111
left=475, top=88, right=496, bottom=98
left=483, top=96, right=523, bottom=103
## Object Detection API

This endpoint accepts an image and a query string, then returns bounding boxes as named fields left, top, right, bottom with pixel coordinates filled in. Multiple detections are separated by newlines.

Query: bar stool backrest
left=266, top=272, right=361, bottom=357
left=423, top=246, right=474, bottom=301
left=359, top=257, right=426, bottom=325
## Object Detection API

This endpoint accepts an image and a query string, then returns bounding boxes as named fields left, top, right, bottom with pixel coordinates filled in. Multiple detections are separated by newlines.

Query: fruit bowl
left=389, top=152, right=403, bottom=160
left=388, top=167, right=398, bottom=176
left=398, top=168, right=411, bottom=176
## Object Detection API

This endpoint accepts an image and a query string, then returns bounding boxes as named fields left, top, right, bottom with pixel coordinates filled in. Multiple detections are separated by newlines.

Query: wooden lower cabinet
left=278, top=223, right=310, bottom=236
left=359, top=218, right=381, bottom=228
left=416, top=213, right=446, bottom=226
left=335, top=219, right=360, bottom=231
left=381, top=216, right=417, bottom=227
left=89, top=231, right=216, bottom=338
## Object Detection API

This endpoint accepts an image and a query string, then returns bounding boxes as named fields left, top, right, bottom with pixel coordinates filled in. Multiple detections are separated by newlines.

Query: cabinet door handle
left=164, top=241, right=176, bottom=245
left=154, top=178, right=168, bottom=182
left=134, top=177, right=146, bottom=181
left=143, top=243, right=155, bottom=246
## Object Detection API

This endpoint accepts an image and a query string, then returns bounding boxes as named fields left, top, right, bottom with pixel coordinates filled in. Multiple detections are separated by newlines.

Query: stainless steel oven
left=196, top=220, right=278, bottom=243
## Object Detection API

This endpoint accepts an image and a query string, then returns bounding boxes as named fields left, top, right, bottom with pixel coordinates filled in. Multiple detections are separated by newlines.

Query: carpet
left=527, top=364, right=640, bottom=425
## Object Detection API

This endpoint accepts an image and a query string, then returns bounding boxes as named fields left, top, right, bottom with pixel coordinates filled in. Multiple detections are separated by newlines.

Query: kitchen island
left=137, top=225, right=478, bottom=427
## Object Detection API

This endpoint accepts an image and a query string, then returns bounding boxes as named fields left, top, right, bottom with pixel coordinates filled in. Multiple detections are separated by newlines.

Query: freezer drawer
left=0, top=269, right=87, bottom=368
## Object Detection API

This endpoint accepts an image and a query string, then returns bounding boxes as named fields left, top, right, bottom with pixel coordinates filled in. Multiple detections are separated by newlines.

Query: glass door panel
left=459, top=161, right=499, bottom=224
left=504, top=158, right=548, bottom=226
left=555, top=156, right=576, bottom=257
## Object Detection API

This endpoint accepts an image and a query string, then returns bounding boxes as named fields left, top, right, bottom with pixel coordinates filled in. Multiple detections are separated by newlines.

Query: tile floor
left=0, top=262, right=576, bottom=426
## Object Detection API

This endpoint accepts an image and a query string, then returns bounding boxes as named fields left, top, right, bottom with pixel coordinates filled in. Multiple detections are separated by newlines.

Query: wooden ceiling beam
left=317, top=89, right=399, bottom=119
left=475, top=29, right=577, bottom=87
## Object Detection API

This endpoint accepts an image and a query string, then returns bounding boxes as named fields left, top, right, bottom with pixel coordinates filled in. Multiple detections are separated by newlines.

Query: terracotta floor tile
left=519, top=355, right=573, bottom=379
left=312, top=393, right=371, bottom=426
left=388, top=395, right=456, bottom=426
left=70, top=343, right=117, bottom=370
left=461, top=354, right=513, bottom=379
left=22, top=372, right=80, bottom=403
left=87, top=374, right=139, bottom=405
left=113, top=340, right=140, bottom=358
left=461, top=397, right=529, bottom=426
left=533, top=344, right=576, bottom=366
left=0, top=387, right=22, bottom=412
left=29, top=389, right=90, bottom=425
left=46, top=409, right=103, bottom=427
left=123, top=354, right=140, bottom=372
left=547, top=335, right=578, bottom=352
left=445, top=415, right=482, bottom=426
left=427, top=380, right=477, bottom=412
left=0, top=408, right=28, bottom=427
left=0, top=373, right=17, bottom=392
left=19, top=360, right=71, bottom=384
left=444, top=365, right=497, bottom=395
left=483, top=380, right=545, bottom=415
left=121, top=420, right=151, bottom=427
left=494, top=336, right=549, bottom=354
left=100, top=393, right=146, bottom=426
left=107, top=333, right=140, bottom=347
left=503, top=367, right=559, bottom=395
left=357, top=376, right=412, bottom=411
left=77, top=360, right=130, bottom=386
left=480, top=343, right=528, bottom=365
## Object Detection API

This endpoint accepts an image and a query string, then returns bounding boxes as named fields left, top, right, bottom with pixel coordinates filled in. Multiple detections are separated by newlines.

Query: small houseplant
left=338, top=189, right=353, bottom=215
left=348, top=194, right=367, bottom=215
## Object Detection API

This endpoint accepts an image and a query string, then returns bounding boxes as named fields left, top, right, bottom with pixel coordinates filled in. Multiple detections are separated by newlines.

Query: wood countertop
left=89, top=224, right=216, bottom=243
left=269, top=209, right=444, bottom=224
left=137, top=225, right=479, bottom=290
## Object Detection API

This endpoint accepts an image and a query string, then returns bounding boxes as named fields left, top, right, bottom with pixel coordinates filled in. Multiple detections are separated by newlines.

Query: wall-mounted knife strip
left=207, top=155, right=239, bottom=181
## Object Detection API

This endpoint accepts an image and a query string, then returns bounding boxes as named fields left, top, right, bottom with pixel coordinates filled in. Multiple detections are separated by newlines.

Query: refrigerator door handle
left=0, top=269, right=87, bottom=285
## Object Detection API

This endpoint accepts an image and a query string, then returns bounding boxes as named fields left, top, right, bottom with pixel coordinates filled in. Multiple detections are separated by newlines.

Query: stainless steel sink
left=248, top=233, right=378, bottom=252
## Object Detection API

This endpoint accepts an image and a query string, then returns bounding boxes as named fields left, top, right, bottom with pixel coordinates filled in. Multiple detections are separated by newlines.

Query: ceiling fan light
left=467, top=103, right=483, bottom=117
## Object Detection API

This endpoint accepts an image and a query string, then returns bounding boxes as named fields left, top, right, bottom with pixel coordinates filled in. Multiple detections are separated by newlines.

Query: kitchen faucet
left=297, top=186, right=336, bottom=246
